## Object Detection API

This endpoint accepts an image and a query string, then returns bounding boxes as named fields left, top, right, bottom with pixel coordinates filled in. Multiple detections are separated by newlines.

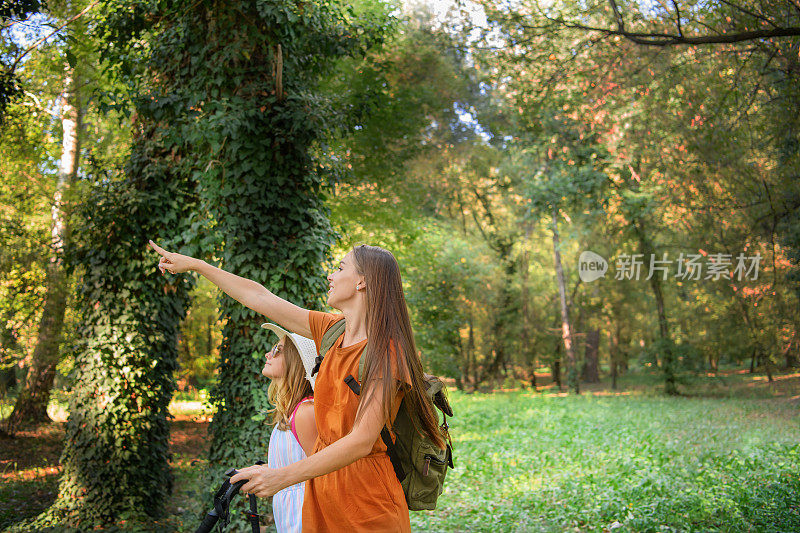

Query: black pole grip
left=194, top=510, right=219, bottom=533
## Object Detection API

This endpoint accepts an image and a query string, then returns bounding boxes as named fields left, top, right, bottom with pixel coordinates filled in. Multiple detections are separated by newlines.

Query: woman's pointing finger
left=149, top=240, right=169, bottom=257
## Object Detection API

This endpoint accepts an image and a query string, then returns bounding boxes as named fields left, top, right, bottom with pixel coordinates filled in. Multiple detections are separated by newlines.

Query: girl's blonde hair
left=267, top=338, right=313, bottom=431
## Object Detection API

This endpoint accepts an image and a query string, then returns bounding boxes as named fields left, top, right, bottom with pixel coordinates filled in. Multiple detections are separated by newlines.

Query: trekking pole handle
left=194, top=509, right=220, bottom=533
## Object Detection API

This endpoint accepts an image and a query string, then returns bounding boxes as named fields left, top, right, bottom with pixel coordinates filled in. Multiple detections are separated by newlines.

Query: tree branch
left=717, top=0, right=782, bottom=28
left=607, top=0, right=626, bottom=32
left=537, top=18, right=800, bottom=46
left=8, top=0, right=100, bottom=74
left=671, top=0, right=683, bottom=37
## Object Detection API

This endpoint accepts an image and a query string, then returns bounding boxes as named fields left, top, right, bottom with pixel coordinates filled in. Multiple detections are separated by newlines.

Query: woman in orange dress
left=149, top=241, right=444, bottom=532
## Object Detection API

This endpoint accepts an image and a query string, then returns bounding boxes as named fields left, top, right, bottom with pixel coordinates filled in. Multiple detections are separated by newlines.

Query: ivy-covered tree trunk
left=193, top=4, right=350, bottom=468
left=128, top=3, right=391, bottom=529
left=21, top=114, right=197, bottom=529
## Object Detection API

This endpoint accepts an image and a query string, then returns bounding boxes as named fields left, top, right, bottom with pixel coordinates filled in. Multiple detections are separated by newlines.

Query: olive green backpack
left=313, top=319, right=454, bottom=511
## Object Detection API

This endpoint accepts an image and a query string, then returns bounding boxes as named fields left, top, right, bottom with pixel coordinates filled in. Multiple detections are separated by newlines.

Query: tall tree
left=4, top=62, right=83, bottom=432
left=507, top=110, right=611, bottom=393
left=184, top=2, right=391, bottom=492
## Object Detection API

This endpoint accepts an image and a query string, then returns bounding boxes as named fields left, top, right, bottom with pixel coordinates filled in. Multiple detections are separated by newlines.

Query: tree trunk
left=583, top=329, right=600, bottom=383
left=485, top=249, right=515, bottom=382
left=551, top=206, right=579, bottom=393
left=552, top=359, right=562, bottom=389
left=468, top=313, right=478, bottom=390
left=610, top=320, right=621, bottom=390
left=520, top=223, right=538, bottom=390
left=4, top=68, right=82, bottom=433
left=631, top=220, right=677, bottom=395
left=575, top=305, right=587, bottom=381
left=785, top=333, right=799, bottom=369
left=765, top=355, right=775, bottom=382
left=456, top=328, right=467, bottom=392
left=611, top=346, right=618, bottom=390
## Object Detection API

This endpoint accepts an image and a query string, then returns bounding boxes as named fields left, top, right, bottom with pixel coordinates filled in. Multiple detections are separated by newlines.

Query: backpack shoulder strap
left=312, top=317, right=346, bottom=376
left=321, top=317, right=346, bottom=355
left=342, top=371, right=406, bottom=483
left=358, top=350, right=366, bottom=382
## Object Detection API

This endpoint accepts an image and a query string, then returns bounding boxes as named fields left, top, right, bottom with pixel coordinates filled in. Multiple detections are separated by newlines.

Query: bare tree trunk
left=551, top=206, right=579, bottom=393
left=4, top=68, right=82, bottom=433
left=520, top=224, right=538, bottom=390
left=583, top=329, right=601, bottom=383
left=631, top=219, right=677, bottom=395
left=552, top=359, right=562, bottom=389
left=708, top=352, right=718, bottom=373
left=610, top=324, right=619, bottom=390
left=456, top=329, right=467, bottom=392
left=784, top=332, right=799, bottom=369
left=468, top=313, right=478, bottom=390
left=765, top=355, right=775, bottom=382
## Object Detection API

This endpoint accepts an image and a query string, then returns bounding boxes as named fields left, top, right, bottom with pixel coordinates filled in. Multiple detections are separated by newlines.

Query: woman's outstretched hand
left=148, top=240, right=198, bottom=274
left=231, top=464, right=286, bottom=499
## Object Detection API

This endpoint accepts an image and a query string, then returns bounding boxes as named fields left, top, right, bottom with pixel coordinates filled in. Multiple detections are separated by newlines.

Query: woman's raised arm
left=148, top=240, right=312, bottom=338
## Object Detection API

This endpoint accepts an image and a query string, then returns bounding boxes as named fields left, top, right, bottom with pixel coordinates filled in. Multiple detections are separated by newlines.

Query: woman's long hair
left=352, top=244, right=444, bottom=449
left=267, top=339, right=313, bottom=431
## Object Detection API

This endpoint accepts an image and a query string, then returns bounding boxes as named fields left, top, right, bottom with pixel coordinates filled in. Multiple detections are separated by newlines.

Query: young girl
left=150, top=241, right=444, bottom=532
left=257, top=323, right=318, bottom=533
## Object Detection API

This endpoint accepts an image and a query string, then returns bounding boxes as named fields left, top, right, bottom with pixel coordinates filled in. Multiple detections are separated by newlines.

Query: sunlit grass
left=2, top=371, right=798, bottom=532
left=411, top=391, right=800, bottom=532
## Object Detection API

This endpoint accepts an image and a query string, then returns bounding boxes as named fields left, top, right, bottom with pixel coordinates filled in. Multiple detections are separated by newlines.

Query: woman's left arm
left=232, top=384, right=394, bottom=497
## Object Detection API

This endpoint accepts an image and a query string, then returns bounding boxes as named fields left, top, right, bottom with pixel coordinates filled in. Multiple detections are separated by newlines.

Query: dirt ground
left=0, top=415, right=209, bottom=531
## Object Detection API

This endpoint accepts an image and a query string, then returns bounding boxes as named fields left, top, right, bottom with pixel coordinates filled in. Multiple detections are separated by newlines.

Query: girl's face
left=261, top=337, right=286, bottom=379
left=326, top=250, right=365, bottom=309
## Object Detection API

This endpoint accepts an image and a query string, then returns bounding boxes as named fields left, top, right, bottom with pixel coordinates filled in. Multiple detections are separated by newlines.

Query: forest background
left=1, top=0, right=799, bottom=531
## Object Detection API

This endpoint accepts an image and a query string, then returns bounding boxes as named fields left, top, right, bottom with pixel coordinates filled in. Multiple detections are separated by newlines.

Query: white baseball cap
left=260, top=322, right=318, bottom=390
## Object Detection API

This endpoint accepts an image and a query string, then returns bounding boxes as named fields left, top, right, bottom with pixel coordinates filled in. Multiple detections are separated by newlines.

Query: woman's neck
left=339, top=300, right=367, bottom=347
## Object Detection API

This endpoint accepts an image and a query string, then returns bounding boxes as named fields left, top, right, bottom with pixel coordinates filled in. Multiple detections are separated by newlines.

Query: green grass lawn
left=410, top=391, right=800, bottom=532
left=3, top=373, right=799, bottom=532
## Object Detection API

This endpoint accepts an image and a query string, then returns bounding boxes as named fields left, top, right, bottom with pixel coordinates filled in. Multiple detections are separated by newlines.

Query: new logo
left=578, top=251, right=608, bottom=282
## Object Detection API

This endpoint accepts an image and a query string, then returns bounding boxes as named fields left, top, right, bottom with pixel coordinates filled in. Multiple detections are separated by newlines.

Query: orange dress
left=301, top=310, right=411, bottom=532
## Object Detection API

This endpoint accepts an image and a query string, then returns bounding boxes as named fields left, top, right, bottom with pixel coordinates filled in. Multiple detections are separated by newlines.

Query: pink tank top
left=290, top=396, right=314, bottom=447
